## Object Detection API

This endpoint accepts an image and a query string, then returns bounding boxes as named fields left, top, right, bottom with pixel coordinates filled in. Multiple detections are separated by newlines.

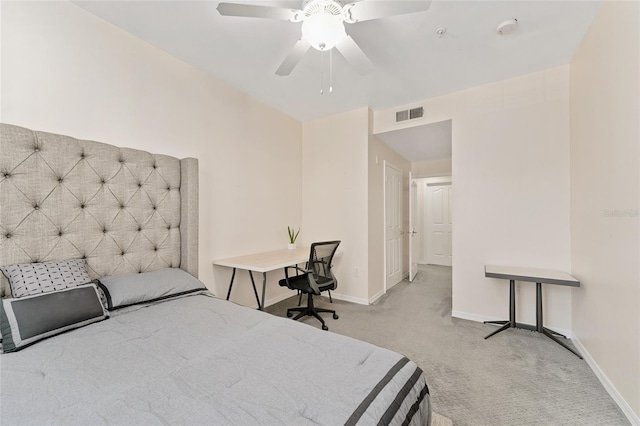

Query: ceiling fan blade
left=335, top=35, right=374, bottom=76
left=217, top=3, right=302, bottom=21
left=276, top=39, right=311, bottom=76
left=343, top=0, right=432, bottom=23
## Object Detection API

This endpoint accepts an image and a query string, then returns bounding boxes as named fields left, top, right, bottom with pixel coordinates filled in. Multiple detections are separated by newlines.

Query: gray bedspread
left=1, top=293, right=430, bottom=425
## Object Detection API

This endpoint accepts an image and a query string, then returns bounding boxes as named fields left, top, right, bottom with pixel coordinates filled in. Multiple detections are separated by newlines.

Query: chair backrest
left=308, top=241, right=340, bottom=286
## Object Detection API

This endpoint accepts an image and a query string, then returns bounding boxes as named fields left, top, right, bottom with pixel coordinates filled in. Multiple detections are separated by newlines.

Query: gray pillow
left=0, top=259, right=91, bottom=298
left=0, top=283, right=109, bottom=353
left=99, top=268, right=206, bottom=310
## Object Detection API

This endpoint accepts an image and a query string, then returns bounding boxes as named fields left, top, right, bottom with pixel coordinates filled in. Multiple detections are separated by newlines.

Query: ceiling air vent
left=396, top=110, right=409, bottom=122
left=410, top=107, right=424, bottom=120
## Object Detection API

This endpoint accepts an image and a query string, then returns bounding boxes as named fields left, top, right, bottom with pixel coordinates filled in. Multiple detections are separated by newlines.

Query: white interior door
left=409, top=173, right=418, bottom=282
left=384, top=162, right=403, bottom=290
left=426, top=183, right=452, bottom=266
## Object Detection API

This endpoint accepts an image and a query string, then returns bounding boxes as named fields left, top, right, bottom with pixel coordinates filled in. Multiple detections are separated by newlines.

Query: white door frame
left=383, top=161, right=403, bottom=293
left=409, top=172, right=418, bottom=282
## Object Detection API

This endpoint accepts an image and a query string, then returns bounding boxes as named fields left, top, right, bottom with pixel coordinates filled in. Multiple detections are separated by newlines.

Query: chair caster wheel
left=286, top=312, right=292, bottom=318
left=322, top=325, right=328, bottom=331
left=333, top=313, right=339, bottom=320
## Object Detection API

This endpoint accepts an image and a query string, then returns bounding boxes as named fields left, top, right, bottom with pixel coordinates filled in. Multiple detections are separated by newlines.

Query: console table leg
left=484, top=279, right=517, bottom=339
left=542, top=328, right=583, bottom=359
left=537, top=282, right=581, bottom=358
left=544, top=328, right=567, bottom=338
left=484, top=322, right=511, bottom=339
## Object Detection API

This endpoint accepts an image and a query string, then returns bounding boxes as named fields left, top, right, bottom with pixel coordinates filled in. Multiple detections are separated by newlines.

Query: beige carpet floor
left=266, top=265, right=629, bottom=425
left=432, top=412, right=454, bottom=426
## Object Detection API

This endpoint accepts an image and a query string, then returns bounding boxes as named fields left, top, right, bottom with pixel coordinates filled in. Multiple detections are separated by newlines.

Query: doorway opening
left=377, top=119, right=452, bottom=291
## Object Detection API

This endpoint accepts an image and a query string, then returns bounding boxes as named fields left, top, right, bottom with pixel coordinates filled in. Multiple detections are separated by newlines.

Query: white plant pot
left=287, top=243, right=296, bottom=250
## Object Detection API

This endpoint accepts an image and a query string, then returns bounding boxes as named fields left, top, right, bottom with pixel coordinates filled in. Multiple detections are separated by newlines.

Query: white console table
left=483, top=265, right=582, bottom=359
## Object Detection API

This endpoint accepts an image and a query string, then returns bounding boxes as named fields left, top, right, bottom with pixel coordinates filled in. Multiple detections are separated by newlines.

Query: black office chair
left=278, top=241, right=340, bottom=331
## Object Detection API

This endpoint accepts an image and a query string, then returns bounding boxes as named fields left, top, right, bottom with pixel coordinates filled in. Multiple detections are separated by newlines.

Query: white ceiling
left=376, top=119, right=451, bottom=162
left=72, top=0, right=602, bottom=122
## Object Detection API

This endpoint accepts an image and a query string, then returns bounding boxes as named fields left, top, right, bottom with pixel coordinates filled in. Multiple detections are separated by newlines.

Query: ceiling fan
left=217, top=0, right=432, bottom=76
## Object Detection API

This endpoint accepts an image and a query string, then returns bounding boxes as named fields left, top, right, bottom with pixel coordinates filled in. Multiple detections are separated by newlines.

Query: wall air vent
left=410, top=107, right=424, bottom=119
left=396, top=107, right=424, bottom=123
left=396, top=110, right=409, bottom=122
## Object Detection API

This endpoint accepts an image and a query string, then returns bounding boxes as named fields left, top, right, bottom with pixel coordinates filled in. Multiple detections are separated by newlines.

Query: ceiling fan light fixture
left=217, top=0, right=434, bottom=75
left=301, top=9, right=346, bottom=50
left=300, top=0, right=346, bottom=51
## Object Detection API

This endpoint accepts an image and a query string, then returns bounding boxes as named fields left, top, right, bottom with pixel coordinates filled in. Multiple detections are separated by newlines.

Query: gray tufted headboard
left=0, top=123, right=198, bottom=297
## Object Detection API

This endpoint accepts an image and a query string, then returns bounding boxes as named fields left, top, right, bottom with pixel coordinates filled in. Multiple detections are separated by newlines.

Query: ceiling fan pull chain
left=320, top=50, right=324, bottom=95
left=329, top=48, right=333, bottom=93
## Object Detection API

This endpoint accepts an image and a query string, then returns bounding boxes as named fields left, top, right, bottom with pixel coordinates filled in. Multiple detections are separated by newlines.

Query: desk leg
left=261, top=272, right=267, bottom=311
left=248, top=271, right=262, bottom=311
left=225, top=268, right=237, bottom=301
left=509, top=279, right=516, bottom=327
left=536, top=282, right=583, bottom=359
left=536, top=282, right=543, bottom=332
left=484, top=279, right=516, bottom=339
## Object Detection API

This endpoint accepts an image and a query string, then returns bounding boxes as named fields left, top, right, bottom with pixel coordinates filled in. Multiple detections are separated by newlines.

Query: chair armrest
left=280, top=266, right=311, bottom=289
left=284, top=266, right=309, bottom=278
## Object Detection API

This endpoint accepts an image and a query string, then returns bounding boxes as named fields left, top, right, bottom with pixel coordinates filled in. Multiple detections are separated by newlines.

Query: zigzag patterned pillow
left=0, top=259, right=91, bottom=298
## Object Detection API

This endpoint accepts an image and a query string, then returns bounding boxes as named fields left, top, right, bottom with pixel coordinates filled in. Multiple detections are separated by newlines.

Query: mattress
left=1, top=292, right=430, bottom=425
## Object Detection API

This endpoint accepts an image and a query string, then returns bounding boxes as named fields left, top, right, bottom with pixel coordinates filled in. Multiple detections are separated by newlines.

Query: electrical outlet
left=354, top=267, right=359, bottom=277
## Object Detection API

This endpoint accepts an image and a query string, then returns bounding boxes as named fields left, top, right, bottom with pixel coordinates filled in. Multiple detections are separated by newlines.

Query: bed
left=0, top=123, right=431, bottom=425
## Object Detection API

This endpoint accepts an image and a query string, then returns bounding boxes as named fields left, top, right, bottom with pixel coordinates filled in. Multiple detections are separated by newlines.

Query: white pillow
left=0, top=259, right=91, bottom=298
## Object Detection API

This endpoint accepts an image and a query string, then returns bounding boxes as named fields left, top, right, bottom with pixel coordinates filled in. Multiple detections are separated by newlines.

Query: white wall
left=570, top=0, right=640, bottom=421
left=374, top=66, right=573, bottom=332
left=412, top=159, right=452, bottom=178
left=301, top=108, right=369, bottom=303
left=0, top=1, right=302, bottom=307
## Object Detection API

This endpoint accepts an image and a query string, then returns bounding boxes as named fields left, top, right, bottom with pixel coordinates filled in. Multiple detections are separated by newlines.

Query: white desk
left=213, top=248, right=310, bottom=310
left=484, top=265, right=582, bottom=358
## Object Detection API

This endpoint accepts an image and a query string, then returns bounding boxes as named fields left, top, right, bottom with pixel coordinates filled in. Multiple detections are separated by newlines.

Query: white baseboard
left=256, top=291, right=296, bottom=310
left=451, top=310, right=499, bottom=324
left=260, top=290, right=378, bottom=308
left=319, top=290, right=385, bottom=305
left=368, top=289, right=385, bottom=304
left=451, top=310, right=573, bottom=339
left=329, top=292, right=369, bottom=305
left=572, top=336, right=640, bottom=426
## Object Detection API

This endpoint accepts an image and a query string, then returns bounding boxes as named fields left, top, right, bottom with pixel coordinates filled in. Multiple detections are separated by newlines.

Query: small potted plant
left=287, top=226, right=300, bottom=249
